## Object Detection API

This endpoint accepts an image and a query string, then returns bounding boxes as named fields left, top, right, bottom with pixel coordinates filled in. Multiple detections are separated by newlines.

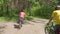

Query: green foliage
left=0, top=0, right=59, bottom=21
left=25, top=16, right=33, bottom=20
left=29, top=0, right=58, bottom=19
left=31, top=5, right=55, bottom=18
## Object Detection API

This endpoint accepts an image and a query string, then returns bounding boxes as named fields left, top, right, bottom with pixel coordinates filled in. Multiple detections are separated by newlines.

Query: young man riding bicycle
left=47, top=5, right=60, bottom=34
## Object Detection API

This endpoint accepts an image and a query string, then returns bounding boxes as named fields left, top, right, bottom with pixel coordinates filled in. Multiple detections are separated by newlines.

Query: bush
left=25, top=15, right=33, bottom=20
left=29, top=3, right=56, bottom=19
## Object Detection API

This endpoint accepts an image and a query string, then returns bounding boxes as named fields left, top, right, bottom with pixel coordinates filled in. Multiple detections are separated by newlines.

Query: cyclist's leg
left=20, top=17, right=24, bottom=24
left=55, top=29, right=58, bottom=34
left=19, top=17, right=24, bottom=25
left=55, top=25, right=60, bottom=34
left=21, top=18, right=24, bottom=24
left=16, top=18, right=22, bottom=29
left=17, top=19, right=20, bottom=24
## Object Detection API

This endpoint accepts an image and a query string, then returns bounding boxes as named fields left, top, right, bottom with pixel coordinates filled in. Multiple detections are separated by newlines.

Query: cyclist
left=16, top=9, right=25, bottom=29
left=19, top=9, right=25, bottom=24
left=47, top=5, right=60, bottom=34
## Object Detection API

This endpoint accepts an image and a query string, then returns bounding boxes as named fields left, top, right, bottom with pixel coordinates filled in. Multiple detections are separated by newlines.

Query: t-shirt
left=19, top=12, right=25, bottom=18
left=51, top=10, right=60, bottom=25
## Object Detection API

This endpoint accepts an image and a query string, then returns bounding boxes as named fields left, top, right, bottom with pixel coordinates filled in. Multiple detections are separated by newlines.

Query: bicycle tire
left=45, top=27, right=50, bottom=34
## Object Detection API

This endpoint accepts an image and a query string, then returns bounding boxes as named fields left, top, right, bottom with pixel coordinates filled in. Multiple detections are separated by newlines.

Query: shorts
left=55, top=25, right=60, bottom=34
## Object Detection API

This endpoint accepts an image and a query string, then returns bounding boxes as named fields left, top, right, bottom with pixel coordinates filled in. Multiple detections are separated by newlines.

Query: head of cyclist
left=55, top=5, right=60, bottom=10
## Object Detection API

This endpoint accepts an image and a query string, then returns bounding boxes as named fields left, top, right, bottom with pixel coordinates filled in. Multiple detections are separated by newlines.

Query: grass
left=0, top=16, right=44, bottom=23
left=0, top=17, right=7, bottom=22
left=0, top=17, right=18, bottom=22
left=0, top=16, right=34, bottom=22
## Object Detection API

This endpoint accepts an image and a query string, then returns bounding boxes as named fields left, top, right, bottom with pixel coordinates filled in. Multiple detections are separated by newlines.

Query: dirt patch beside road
left=0, top=19, right=48, bottom=34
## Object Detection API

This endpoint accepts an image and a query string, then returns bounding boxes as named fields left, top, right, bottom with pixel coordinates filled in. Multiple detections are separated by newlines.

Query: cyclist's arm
left=47, top=12, right=54, bottom=24
left=48, top=17, right=53, bottom=23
